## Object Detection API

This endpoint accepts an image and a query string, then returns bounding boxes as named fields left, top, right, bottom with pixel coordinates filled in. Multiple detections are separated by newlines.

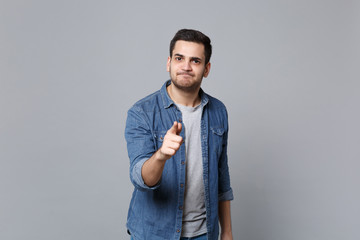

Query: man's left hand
left=220, top=232, right=233, bottom=240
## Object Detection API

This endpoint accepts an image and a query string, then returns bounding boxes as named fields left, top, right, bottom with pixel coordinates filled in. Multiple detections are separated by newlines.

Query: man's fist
left=158, top=121, right=183, bottom=160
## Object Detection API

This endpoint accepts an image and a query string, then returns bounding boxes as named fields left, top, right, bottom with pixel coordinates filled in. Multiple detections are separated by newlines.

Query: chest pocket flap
left=210, top=127, right=225, bottom=136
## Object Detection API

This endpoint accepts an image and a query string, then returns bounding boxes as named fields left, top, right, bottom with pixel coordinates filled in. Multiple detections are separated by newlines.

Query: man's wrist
left=155, top=148, right=169, bottom=162
left=220, top=231, right=233, bottom=240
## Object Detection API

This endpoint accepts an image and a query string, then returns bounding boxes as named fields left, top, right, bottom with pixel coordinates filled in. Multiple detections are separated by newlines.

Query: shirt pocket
left=153, top=130, right=167, bottom=150
left=210, top=127, right=225, bottom=156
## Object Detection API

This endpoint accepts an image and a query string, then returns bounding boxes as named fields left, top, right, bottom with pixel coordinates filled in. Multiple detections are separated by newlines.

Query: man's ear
left=203, top=62, right=211, bottom=77
left=166, top=56, right=171, bottom=72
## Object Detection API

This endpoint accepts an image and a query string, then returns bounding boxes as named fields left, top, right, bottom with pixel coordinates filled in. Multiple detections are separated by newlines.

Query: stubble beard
left=169, top=67, right=204, bottom=94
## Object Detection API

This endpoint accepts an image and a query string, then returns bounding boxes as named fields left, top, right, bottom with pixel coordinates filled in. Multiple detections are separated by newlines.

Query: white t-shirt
left=177, top=103, right=207, bottom=238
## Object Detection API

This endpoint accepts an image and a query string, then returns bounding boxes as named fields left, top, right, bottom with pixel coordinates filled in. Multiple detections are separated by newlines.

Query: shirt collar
left=160, top=80, right=209, bottom=109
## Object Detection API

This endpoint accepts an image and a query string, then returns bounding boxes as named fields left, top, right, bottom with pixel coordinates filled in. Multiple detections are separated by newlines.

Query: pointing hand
left=158, top=121, right=183, bottom=160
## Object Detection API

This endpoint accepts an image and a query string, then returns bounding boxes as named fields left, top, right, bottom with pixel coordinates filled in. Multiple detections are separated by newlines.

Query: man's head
left=167, top=29, right=212, bottom=94
left=169, top=29, right=212, bottom=65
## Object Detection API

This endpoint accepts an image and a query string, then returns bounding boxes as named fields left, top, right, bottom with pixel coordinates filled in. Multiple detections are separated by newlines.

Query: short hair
left=169, top=29, right=212, bottom=65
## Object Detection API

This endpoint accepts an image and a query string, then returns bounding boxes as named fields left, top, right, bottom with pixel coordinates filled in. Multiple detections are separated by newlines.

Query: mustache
left=177, top=72, right=194, bottom=76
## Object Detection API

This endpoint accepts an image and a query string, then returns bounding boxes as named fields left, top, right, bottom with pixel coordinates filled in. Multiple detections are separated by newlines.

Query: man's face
left=167, top=40, right=210, bottom=92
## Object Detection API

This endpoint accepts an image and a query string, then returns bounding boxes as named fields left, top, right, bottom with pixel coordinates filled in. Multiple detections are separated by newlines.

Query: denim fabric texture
left=125, top=80, right=233, bottom=240
left=180, top=233, right=208, bottom=240
left=132, top=233, right=207, bottom=240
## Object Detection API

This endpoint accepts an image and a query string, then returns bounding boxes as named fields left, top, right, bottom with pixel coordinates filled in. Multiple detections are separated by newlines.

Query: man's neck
left=167, top=83, right=201, bottom=107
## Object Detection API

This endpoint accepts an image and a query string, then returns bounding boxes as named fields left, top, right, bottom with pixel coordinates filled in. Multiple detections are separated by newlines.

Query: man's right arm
left=141, top=121, right=183, bottom=187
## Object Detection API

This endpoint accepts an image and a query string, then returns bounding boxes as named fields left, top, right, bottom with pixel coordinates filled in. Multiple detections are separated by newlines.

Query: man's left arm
left=219, top=200, right=233, bottom=240
left=218, top=106, right=233, bottom=239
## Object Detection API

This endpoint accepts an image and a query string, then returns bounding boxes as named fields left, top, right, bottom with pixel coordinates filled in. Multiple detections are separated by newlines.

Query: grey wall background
left=1, top=0, right=359, bottom=239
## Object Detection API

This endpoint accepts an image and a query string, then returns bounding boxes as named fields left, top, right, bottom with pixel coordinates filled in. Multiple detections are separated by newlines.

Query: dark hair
left=169, top=29, right=212, bottom=65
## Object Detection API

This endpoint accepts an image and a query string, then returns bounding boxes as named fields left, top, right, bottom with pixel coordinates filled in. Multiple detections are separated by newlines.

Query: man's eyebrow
left=191, top=57, right=202, bottom=61
left=174, top=53, right=203, bottom=61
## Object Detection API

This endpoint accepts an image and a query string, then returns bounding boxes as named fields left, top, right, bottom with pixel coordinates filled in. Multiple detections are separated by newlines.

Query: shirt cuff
left=218, top=188, right=234, bottom=201
left=131, top=158, right=161, bottom=191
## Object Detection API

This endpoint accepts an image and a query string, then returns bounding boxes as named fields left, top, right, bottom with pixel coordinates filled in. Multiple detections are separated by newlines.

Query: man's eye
left=175, top=57, right=182, bottom=61
left=192, top=60, right=200, bottom=64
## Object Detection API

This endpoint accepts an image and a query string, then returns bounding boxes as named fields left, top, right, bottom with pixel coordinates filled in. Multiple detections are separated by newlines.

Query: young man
left=125, top=29, right=233, bottom=240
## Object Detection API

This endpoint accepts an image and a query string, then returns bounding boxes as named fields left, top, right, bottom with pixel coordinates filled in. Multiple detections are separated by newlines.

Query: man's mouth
left=177, top=72, right=194, bottom=77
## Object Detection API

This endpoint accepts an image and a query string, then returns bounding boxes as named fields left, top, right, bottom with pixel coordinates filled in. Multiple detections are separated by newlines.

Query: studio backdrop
left=1, top=0, right=359, bottom=239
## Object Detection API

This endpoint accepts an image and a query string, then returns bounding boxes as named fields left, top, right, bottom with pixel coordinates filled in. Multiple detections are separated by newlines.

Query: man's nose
left=182, top=61, right=192, bottom=71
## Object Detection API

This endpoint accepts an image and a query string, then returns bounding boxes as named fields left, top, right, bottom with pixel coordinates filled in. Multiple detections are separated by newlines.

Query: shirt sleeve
left=218, top=108, right=234, bottom=201
left=125, top=106, right=161, bottom=191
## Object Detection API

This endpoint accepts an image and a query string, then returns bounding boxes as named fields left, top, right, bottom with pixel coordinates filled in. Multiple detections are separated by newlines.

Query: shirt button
left=179, top=206, right=183, bottom=210
left=178, top=119, right=182, bottom=123
left=176, top=229, right=180, bottom=233
left=181, top=161, right=185, bottom=165
left=180, top=184, right=184, bottom=188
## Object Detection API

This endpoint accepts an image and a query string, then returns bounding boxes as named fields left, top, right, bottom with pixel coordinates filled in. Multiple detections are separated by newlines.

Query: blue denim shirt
left=125, top=80, right=233, bottom=240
